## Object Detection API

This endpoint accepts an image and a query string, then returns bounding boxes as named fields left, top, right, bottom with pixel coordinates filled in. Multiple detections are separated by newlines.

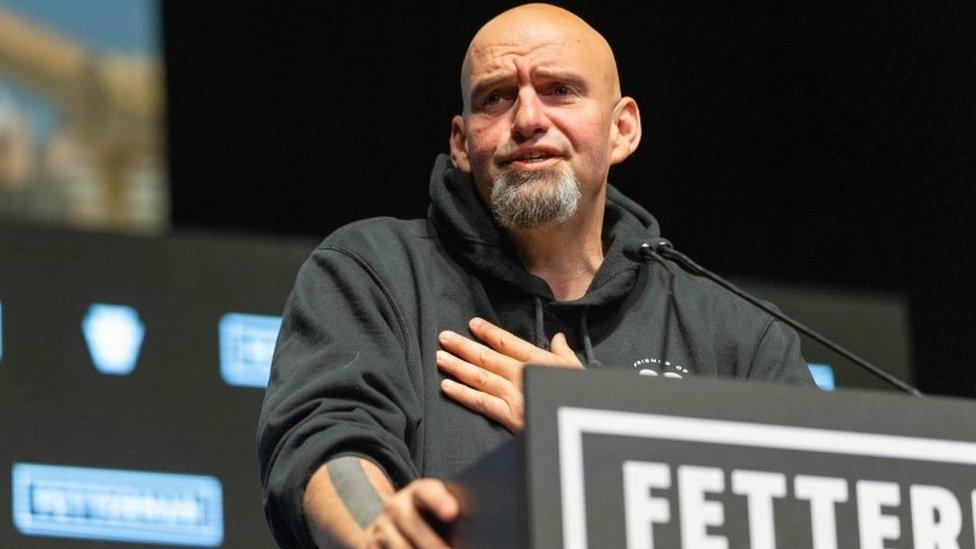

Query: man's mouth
left=503, top=149, right=563, bottom=168
left=515, top=152, right=554, bottom=163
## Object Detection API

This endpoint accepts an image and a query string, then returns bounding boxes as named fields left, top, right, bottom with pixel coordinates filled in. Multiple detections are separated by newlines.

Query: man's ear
left=450, top=115, right=471, bottom=172
left=608, top=97, right=641, bottom=165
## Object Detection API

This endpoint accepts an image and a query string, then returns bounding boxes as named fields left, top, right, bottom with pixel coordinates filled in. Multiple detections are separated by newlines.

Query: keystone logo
left=82, top=304, right=145, bottom=375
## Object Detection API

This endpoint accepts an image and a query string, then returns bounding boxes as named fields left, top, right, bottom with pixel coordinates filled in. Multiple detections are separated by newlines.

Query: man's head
left=449, top=3, right=641, bottom=229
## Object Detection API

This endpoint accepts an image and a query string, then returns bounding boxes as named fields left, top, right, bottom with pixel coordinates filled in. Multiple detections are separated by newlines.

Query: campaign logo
left=219, top=312, right=282, bottom=388
left=808, top=362, right=836, bottom=391
left=82, top=304, right=145, bottom=375
left=11, top=463, right=223, bottom=546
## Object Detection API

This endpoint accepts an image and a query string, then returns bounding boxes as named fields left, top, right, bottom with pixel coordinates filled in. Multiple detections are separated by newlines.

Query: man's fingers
left=468, top=317, right=539, bottom=361
left=368, top=513, right=410, bottom=549
left=464, top=318, right=584, bottom=368
left=549, top=332, right=584, bottom=367
left=411, top=479, right=460, bottom=523
left=381, top=483, right=452, bottom=549
left=440, top=378, right=522, bottom=432
left=368, top=479, right=458, bottom=549
left=387, top=507, right=448, bottom=549
left=438, top=330, right=519, bottom=377
left=436, top=350, right=512, bottom=397
left=438, top=322, right=580, bottom=434
left=549, top=332, right=573, bottom=358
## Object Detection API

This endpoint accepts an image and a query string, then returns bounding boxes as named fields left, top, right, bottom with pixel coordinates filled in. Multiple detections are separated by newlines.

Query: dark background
left=164, top=2, right=975, bottom=393
left=0, top=223, right=315, bottom=547
left=2, top=4, right=973, bottom=547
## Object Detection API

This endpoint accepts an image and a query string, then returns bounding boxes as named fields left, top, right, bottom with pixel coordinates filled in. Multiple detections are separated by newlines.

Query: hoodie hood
left=427, top=153, right=661, bottom=308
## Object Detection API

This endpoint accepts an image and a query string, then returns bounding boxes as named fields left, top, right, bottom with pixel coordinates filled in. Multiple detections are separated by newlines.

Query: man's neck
left=508, top=194, right=606, bottom=302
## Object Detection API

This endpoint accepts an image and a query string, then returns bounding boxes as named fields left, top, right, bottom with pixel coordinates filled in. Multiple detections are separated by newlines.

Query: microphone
left=634, top=239, right=923, bottom=396
left=625, top=240, right=675, bottom=373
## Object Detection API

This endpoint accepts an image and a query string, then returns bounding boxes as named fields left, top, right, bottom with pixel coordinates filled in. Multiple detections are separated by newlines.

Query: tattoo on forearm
left=327, top=457, right=385, bottom=528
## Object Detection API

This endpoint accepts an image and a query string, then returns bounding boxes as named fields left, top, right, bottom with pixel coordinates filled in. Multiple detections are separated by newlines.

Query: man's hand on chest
left=436, top=317, right=583, bottom=433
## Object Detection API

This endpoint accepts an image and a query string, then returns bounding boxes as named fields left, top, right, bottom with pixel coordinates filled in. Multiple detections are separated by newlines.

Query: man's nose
left=511, top=88, right=550, bottom=140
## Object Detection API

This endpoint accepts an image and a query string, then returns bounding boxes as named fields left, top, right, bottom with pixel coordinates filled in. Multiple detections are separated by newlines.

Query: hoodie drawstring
left=533, top=297, right=599, bottom=365
left=533, top=296, right=547, bottom=350
left=580, top=307, right=598, bottom=365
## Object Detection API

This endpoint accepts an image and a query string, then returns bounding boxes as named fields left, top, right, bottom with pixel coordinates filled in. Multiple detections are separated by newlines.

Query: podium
left=450, top=367, right=976, bottom=548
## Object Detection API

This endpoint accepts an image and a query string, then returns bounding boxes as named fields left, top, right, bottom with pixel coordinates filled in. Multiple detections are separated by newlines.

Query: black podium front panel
left=522, top=368, right=976, bottom=549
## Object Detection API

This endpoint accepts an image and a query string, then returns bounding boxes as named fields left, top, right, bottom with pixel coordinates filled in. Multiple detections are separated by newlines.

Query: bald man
left=258, top=4, right=814, bottom=547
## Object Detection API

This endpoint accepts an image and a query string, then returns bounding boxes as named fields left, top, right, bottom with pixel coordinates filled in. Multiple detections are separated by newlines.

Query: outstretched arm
left=259, top=244, right=426, bottom=547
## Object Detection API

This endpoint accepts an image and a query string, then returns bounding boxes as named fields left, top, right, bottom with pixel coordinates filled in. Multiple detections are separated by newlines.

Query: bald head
left=460, top=4, right=620, bottom=112
left=448, top=3, right=642, bottom=212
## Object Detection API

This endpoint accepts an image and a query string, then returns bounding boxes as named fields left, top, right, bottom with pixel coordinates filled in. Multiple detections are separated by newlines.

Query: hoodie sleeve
left=257, top=245, right=422, bottom=548
left=746, top=316, right=817, bottom=385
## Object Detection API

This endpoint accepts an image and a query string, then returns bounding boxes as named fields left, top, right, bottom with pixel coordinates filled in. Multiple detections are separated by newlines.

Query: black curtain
left=164, top=1, right=976, bottom=396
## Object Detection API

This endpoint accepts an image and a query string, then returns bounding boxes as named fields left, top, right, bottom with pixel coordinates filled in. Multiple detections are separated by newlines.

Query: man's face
left=451, top=15, right=628, bottom=227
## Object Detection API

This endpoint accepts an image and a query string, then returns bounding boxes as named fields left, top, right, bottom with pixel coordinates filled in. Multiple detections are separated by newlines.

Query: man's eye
left=482, top=93, right=502, bottom=107
left=551, top=84, right=572, bottom=96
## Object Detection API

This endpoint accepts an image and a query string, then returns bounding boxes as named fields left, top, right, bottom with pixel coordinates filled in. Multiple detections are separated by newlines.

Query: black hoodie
left=258, top=154, right=814, bottom=547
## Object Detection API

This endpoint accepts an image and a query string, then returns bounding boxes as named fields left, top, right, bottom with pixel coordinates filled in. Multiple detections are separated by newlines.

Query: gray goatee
left=489, top=165, right=581, bottom=229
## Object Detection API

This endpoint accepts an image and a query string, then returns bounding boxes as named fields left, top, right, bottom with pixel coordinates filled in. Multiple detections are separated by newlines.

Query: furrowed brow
left=534, top=69, right=589, bottom=92
left=469, top=73, right=515, bottom=103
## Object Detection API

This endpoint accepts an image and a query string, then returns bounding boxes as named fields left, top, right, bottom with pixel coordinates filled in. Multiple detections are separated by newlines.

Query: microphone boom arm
left=653, top=243, right=923, bottom=397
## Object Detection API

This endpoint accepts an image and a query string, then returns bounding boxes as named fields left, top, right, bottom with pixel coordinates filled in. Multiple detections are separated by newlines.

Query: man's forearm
left=303, top=456, right=393, bottom=547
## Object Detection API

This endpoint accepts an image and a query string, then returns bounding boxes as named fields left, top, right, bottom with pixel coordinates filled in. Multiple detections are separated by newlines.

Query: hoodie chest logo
left=632, top=357, right=690, bottom=379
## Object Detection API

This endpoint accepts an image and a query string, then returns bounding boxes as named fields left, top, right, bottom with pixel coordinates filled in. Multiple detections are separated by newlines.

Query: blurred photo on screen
left=0, top=0, right=166, bottom=232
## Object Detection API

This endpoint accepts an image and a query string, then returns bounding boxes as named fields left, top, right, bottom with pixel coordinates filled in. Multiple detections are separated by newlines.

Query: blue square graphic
left=219, top=312, right=282, bottom=388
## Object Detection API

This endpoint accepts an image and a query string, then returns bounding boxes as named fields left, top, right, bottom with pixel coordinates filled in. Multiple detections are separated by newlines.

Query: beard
left=488, top=164, right=581, bottom=230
